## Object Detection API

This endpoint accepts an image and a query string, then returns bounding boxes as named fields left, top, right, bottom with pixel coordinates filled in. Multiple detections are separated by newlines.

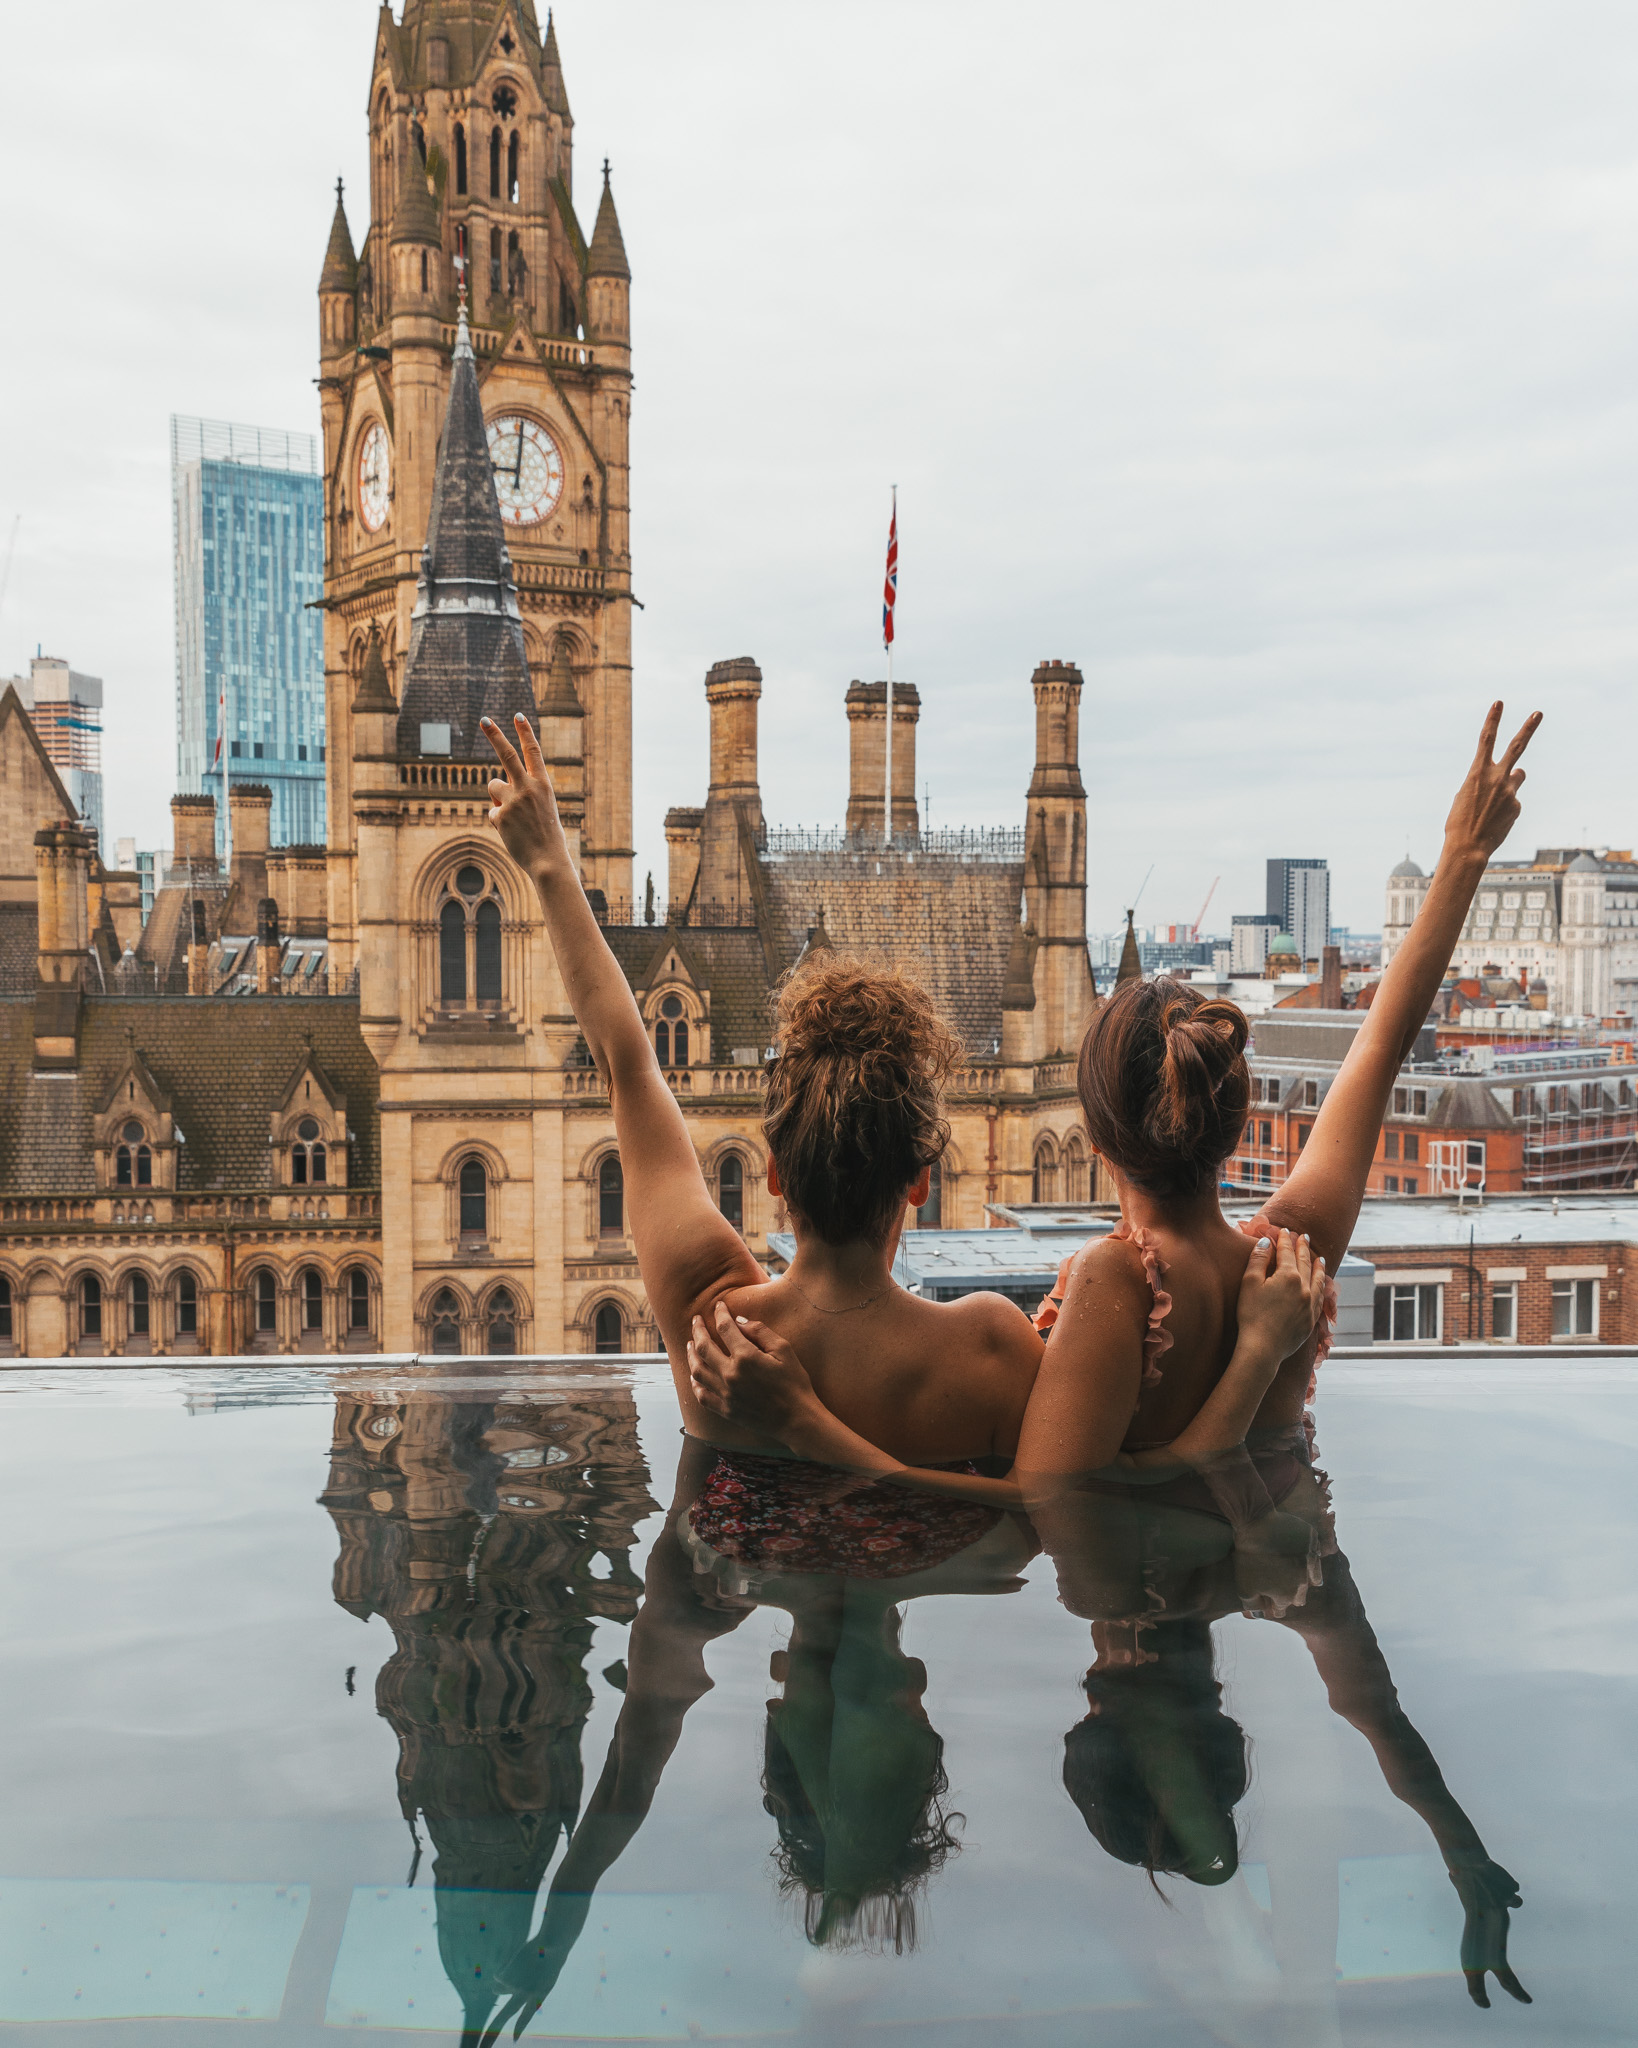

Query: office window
left=1404, top=1176, right=1418, bottom=1195
left=1404, top=1134, right=1420, bottom=1163
left=1551, top=1279, right=1597, bottom=1340
left=1490, top=1282, right=1518, bottom=1343
left=1384, top=1175, right=1399, bottom=1193
left=1384, top=1132, right=1399, bottom=1160
left=1259, top=1120, right=1272, bottom=1147
left=1297, top=1124, right=1311, bottom=1151
left=1373, top=1281, right=1442, bottom=1342
left=1303, top=1080, right=1319, bottom=1108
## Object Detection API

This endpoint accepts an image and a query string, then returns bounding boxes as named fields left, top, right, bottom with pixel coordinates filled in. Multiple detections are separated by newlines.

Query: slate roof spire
left=587, top=161, right=630, bottom=278
left=393, top=139, right=442, bottom=248
left=395, top=293, right=534, bottom=759
left=320, top=178, right=357, bottom=291
left=1115, top=908, right=1143, bottom=984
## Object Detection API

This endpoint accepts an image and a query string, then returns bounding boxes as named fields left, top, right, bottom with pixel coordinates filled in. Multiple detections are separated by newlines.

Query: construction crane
left=1190, top=876, right=1220, bottom=940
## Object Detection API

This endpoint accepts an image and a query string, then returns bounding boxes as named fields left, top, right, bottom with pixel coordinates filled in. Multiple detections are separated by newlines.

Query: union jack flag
left=882, top=491, right=898, bottom=650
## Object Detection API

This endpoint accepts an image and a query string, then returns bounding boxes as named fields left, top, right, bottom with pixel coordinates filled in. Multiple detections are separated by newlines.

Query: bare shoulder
left=1062, top=1231, right=1150, bottom=1301
left=932, top=1288, right=1043, bottom=1366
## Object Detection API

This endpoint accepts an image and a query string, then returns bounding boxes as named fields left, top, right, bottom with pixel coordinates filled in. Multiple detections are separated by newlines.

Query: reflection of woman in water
left=485, top=1436, right=1028, bottom=2040
left=1047, top=1444, right=1530, bottom=2011
left=687, top=705, right=1541, bottom=1496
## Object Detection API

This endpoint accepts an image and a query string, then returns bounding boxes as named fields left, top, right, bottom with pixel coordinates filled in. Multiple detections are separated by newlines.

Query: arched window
left=598, top=1155, right=624, bottom=1237
left=80, top=1275, right=102, bottom=1339
left=917, top=1156, right=943, bottom=1229
left=440, top=899, right=467, bottom=1005
left=489, top=126, right=502, bottom=199
left=176, top=1271, right=199, bottom=1339
left=507, top=130, right=520, bottom=203
left=594, top=1301, right=623, bottom=1355
left=1063, top=1136, right=1089, bottom=1205
left=129, top=1273, right=151, bottom=1338
left=420, top=248, right=428, bottom=293
left=1032, top=1142, right=1058, bottom=1206
left=440, top=866, right=504, bottom=1012
left=459, top=1157, right=488, bottom=1237
left=254, top=1269, right=277, bottom=1335
left=0, top=1275, right=12, bottom=1341
left=115, top=1120, right=152, bottom=1188
left=348, top=1269, right=371, bottom=1333
left=454, top=123, right=467, bottom=194
left=656, top=993, right=688, bottom=1068
left=489, top=224, right=503, bottom=294
left=719, top=1153, right=744, bottom=1231
left=487, top=1289, right=517, bottom=1355
left=431, top=1288, right=462, bottom=1355
left=475, top=900, right=502, bottom=1003
left=301, top=1268, right=324, bottom=1333
left=292, top=1115, right=327, bottom=1186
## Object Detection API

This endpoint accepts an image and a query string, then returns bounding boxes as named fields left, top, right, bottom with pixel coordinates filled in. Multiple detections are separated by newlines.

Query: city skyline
left=4, top=1, right=1638, bottom=930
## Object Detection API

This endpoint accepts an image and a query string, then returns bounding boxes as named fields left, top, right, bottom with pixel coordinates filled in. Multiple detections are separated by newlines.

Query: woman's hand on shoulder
left=1237, top=1228, right=1326, bottom=1363
left=688, top=1300, right=814, bottom=1439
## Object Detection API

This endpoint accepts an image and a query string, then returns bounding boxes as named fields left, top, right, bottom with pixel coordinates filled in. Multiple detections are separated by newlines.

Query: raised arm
left=483, top=713, right=762, bottom=1357
left=1264, top=703, right=1540, bottom=1269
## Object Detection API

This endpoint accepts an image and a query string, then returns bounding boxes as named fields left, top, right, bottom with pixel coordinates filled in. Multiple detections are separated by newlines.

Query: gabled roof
left=0, top=682, right=79, bottom=824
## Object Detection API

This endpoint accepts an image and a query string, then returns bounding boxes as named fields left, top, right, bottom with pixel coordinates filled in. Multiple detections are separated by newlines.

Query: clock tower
left=317, top=0, right=634, bottom=985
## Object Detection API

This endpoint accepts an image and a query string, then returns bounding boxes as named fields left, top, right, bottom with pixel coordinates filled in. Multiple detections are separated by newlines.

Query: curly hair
left=762, top=954, right=961, bottom=1247
left=761, top=1711, right=964, bottom=1953
left=1076, top=978, right=1251, bottom=1199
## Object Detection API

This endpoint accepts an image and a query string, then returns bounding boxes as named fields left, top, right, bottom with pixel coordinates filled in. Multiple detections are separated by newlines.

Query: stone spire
left=320, top=179, right=357, bottom=290
left=543, top=10, right=571, bottom=117
left=393, top=139, right=442, bottom=248
left=1116, top=909, right=1143, bottom=984
left=587, top=163, right=630, bottom=279
left=394, top=299, right=534, bottom=759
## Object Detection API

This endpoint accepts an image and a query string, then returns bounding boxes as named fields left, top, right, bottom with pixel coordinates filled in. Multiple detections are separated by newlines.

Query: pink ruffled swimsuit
left=1031, top=1218, right=1338, bottom=1399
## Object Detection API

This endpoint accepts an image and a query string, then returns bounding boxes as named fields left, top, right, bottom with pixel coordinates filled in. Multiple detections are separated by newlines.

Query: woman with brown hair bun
left=480, top=713, right=1313, bottom=1474
left=688, top=703, right=1541, bottom=1496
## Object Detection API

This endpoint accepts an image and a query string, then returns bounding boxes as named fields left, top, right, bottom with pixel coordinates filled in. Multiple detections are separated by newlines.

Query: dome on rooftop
left=1269, top=931, right=1299, bottom=956
left=1390, top=858, right=1425, bottom=879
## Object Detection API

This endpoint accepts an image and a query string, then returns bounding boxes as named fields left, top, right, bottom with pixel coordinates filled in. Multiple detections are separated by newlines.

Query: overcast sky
left=3, top=1, right=1637, bottom=934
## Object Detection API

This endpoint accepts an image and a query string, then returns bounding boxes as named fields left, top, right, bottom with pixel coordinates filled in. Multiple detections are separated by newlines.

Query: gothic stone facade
left=0, top=6, right=1105, bottom=1358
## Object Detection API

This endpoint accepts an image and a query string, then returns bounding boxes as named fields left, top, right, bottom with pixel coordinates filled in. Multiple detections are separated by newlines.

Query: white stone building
left=1383, top=849, right=1638, bottom=1022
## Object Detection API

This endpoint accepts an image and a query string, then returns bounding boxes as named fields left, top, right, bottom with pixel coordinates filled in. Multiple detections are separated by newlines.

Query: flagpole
left=883, top=485, right=896, bottom=848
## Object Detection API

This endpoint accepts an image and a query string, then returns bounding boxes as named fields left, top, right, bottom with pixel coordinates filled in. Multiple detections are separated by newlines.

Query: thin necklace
left=785, top=1273, right=897, bottom=1317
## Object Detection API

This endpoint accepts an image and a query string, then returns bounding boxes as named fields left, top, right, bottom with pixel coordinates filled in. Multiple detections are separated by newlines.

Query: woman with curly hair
left=481, top=713, right=1315, bottom=1481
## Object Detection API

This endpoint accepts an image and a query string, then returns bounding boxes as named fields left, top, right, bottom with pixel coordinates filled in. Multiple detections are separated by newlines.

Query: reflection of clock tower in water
left=317, top=0, right=633, bottom=972
left=316, top=2, right=633, bottom=1351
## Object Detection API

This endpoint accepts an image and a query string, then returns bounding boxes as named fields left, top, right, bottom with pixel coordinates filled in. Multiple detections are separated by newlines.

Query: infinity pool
left=0, top=1358, right=1631, bottom=2046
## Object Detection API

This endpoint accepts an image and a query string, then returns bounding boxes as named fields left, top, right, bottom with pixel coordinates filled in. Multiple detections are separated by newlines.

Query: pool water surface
left=0, top=1358, right=1632, bottom=2046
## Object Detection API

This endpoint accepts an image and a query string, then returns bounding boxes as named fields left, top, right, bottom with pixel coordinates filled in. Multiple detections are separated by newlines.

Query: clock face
left=487, top=414, right=565, bottom=527
left=357, top=422, right=391, bottom=533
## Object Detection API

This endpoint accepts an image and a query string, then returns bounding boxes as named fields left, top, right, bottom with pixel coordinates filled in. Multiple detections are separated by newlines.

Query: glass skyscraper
left=171, top=416, right=326, bottom=856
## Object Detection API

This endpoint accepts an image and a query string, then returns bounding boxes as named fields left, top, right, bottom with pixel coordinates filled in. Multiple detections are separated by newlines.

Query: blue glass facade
left=172, top=417, right=326, bottom=857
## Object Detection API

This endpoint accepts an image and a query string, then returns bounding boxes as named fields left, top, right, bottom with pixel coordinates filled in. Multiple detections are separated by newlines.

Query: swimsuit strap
left=1031, top=1227, right=1172, bottom=1387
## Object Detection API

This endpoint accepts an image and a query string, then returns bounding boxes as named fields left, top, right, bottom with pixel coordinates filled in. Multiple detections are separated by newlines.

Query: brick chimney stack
left=170, top=794, right=217, bottom=873
left=34, top=822, right=94, bottom=1068
left=845, top=681, right=920, bottom=844
left=227, top=784, right=273, bottom=925
left=695, top=659, right=764, bottom=923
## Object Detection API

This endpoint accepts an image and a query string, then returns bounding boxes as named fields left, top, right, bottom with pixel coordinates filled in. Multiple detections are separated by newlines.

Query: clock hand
left=513, top=431, right=524, bottom=488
